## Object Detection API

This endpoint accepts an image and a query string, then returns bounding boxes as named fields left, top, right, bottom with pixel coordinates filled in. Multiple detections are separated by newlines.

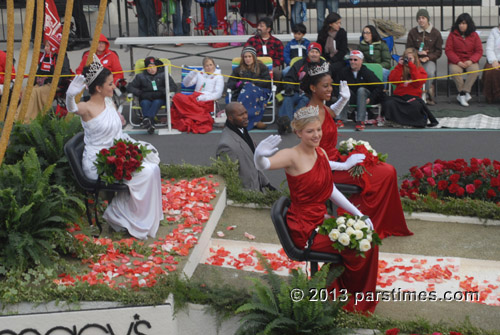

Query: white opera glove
left=330, top=185, right=374, bottom=230
left=328, top=153, right=365, bottom=171
left=66, top=75, right=86, bottom=113
left=254, top=135, right=281, bottom=171
left=329, top=81, right=350, bottom=116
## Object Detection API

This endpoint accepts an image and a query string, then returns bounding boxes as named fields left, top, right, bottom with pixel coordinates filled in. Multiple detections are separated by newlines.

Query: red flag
left=43, top=0, right=62, bottom=42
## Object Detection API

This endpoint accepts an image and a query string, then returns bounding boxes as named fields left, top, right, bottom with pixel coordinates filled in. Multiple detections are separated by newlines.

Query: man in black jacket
left=336, top=50, right=384, bottom=131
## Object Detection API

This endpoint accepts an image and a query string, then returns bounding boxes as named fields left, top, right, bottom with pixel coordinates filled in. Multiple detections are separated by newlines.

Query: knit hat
left=144, top=56, right=156, bottom=67
left=241, top=46, right=257, bottom=57
left=416, top=9, right=430, bottom=22
left=307, top=42, right=322, bottom=54
left=350, top=50, right=364, bottom=60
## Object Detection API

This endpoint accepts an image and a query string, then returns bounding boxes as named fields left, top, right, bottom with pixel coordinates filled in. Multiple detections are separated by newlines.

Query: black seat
left=64, top=132, right=129, bottom=234
left=270, top=196, right=342, bottom=276
left=335, top=183, right=362, bottom=194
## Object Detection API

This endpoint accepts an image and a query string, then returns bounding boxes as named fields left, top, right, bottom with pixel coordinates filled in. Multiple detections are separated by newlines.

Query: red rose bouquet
left=338, top=138, right=388, bottom=178
left=94, top=139, right=151, bottom=185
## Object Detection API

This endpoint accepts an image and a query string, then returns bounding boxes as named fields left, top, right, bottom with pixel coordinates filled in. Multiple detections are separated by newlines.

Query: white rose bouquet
left=318, top=214, right=382, bottom=257
left=338, top=138, right=388, bottom=178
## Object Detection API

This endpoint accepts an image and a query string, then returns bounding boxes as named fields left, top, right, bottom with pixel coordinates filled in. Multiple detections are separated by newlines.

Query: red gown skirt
left=320, top=108, right=412, bottom=239
left=286, top=147, right=379, bottom=313
left=170, top=92, right=213, bottom=134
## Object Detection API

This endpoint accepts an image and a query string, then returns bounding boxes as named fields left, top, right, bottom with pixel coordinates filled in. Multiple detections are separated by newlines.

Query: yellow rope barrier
left=0, top=0, right=35, bottom=166
left=0, top=0, right=15, bottom=121
left=18, top=0, right=44, bottom=122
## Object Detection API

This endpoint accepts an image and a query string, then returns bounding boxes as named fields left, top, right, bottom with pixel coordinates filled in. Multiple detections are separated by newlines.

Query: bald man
left=216, top=102, right=274, bottom=191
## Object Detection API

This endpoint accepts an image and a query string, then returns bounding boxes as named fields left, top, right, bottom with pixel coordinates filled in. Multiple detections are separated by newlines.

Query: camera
left=403, top=57, right=409, bottom=64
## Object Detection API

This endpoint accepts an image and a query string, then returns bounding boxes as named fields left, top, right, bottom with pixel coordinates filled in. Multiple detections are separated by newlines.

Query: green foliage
left=4, top=113, right=82, bottom=191
left=235, top=255, right=344, bottom=335
left=401, top=195, right=500, bottom=221
left=160, top=156, right=285, bottom=206
left=0, top=149, right=85, bottom=271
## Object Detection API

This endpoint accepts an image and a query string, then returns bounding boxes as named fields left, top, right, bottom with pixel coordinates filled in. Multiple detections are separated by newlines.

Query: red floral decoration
left=400, top=158, right=500, bottom=203
left=94, top=139, right=151, bottom=185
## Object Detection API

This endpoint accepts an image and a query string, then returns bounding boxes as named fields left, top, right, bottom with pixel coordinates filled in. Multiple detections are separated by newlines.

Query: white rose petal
left=354, top=230, right=364, bottom=240
left=359, top=239, right=371, bottom=252
left=354, top=220, right=366, bottom=230
left=328, top=229, right=340, bottom=242
left=346, top=218, right=356, bottom=227
left=336, top=217, right=346, bottom=225
left=345, top=227, right=355, bottom=236
left=338, top=233, right=351, bottom=246
left=366, top=233, right=372, bottom=242
left=338, top=224, right=346, bottom=231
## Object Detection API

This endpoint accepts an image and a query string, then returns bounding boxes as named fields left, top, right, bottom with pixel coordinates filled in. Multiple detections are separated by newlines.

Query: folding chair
left=180, top=64, right=221, bottom=119
left=227, top=56, right=276, bottom=124
left=127, top=58, right=173, bottom=127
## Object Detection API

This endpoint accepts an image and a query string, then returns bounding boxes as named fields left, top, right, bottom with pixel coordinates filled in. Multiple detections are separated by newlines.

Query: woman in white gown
left=66, top=56, right=163, bottom=239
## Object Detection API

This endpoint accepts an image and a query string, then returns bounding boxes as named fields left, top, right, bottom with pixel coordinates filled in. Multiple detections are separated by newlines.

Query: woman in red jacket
left=445, top=13, right=483, bottom=107
left=382, top=47, right=438, bottom=127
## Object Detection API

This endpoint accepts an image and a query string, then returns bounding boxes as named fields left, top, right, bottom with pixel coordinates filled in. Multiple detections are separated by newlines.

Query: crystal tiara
left=84, top=54, right=104, bottom=86
left=294, top=105, right=319, bottom=120
left=307, top=62, right=330, bottom=77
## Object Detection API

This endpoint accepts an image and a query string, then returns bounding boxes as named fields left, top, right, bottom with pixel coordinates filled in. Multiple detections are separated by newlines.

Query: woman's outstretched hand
left=339, top=80, right=351, bottom=100
left=344, top=153, right=365, bottom=169
left=67, top=75, right=86, bottom=97
left=254, top=135, right=281, bottom=171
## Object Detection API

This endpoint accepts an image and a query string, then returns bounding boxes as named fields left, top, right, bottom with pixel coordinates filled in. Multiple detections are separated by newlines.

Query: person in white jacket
left=483, top=24, right=500, bottom=103
left=171, top=57, right=224, bottom=133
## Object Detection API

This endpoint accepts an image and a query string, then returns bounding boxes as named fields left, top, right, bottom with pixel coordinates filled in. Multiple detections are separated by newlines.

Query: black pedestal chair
left=270, top=196, right=342, bottom=276
left=64, top=132, right=129, bottom=235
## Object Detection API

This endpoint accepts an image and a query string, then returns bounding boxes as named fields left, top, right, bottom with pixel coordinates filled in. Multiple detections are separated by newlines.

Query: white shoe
left=465, top=92, right=472, bottom=102
left=457, top=94, right=469, bottom=107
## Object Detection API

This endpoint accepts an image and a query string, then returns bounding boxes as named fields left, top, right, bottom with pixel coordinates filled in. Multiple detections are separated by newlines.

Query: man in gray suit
left=216, top=102, right=274, bottom=191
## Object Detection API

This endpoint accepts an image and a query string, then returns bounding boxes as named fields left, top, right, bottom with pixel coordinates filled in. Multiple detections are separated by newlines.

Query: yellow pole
left=18, top=0, right=44, bottom=121
left=0, top=0, right=15, bottom=121
left=0, top=0, right=35, bottom=165
left=43, top=0, right=75, bottom=113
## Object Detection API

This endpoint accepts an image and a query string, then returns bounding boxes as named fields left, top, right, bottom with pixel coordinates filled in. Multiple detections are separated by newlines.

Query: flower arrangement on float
left=318, top=213, right=382, bottom=258
left=399, top=158, right=500, bottom=203
left=95, top=139, right=151, bottom=185
left=338, top=138, right=388, bottom=178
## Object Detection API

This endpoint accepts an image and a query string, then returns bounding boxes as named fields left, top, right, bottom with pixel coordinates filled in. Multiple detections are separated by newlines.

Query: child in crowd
left=282, top=23, right=310, bottom=77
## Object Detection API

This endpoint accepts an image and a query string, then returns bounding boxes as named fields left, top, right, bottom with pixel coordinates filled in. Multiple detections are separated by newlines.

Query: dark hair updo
left=300, top=71, right=332, bottom=98
left=82, top=65, right=112, bottom=95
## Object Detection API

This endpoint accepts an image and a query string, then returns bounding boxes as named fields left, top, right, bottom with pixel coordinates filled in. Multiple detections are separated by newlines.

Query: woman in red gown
left=253, top=106, right=379, bottom=313
left=300, top=68, right=412, bottom=239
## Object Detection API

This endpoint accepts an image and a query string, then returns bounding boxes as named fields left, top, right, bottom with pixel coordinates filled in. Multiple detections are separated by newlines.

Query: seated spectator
left=406, top=9, right=443, bottom=105
left=277, top=42, right=326, bottom=134
left=127, top=56, right=177, bottom=134
left=16, top=33, right=72, bottom=123
left=483, top=23, right=500, bottom=103
left=244, top=17, right=284, bottom=80
left=336, top=50, right=384, bottom=131
left=216, top=102, right=274, bottom=192
left=445, top=13, right=482, bottom=107
left=227, top=47, right=271, bottom=130
left=317, top=12, right=349, bottom=73
left=76, top=34, right=126, bottom=91
left=0, top=49, right=16, bottom=100
left=283, top=23, right=310, bottom=77
left=382, top=48, right=438, bottom=128
left=170, top=56, right=223, bottom=134
left=357, top=25, right=391, bottom=84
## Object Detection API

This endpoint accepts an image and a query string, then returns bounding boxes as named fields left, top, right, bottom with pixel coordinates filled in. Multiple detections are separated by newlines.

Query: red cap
left=307, top=42, right=322, bottom=54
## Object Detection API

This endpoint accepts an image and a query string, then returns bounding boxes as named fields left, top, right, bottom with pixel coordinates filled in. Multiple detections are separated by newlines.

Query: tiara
left=294, top=105, right=319, bottom=120
left=307, top=62, right=330, bottom=77
left=84, top=54, right=104, bottom=86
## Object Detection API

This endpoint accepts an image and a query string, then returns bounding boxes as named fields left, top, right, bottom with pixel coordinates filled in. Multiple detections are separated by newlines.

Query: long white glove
left=329, top=153, right=365, bottom=171
left=65, top=75, right=86, bottom=114
left=329, top=81, right=351, bottom=116
left=329, top=185, right=374, bottom=230
left=254, top=135, right=281, bottom=171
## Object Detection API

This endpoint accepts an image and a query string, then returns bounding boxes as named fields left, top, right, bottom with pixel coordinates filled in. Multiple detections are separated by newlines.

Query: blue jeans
left=173, top=0, right=192, bottom=36
left=291, top=2, right=304, bottom=27
left=140, top=99, right=165, bottom=120
left=203, top=5, right=217, bottom=30
left=338, top=87, right=369, bottom=122
left=136, top=0, right=158, bottom=37
left=316, top=0, right=339, bottom=31
left=278, top=92, right=309, bottom=120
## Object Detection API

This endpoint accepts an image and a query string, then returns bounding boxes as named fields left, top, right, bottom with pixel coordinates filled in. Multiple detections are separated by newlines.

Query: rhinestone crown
left=294, top=105, right=319, bottom=120
left=84, top=54, right=104, bottom=86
